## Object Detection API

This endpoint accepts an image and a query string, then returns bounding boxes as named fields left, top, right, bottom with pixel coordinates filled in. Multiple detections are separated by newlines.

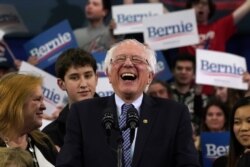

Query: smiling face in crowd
left=173, top=60, right=194, bottom=86
left=58, top=65, right=98, bottom=105
left=107, top=40, right=154, bottom=102
left=23, top=85, right=46, bottom=133
left=205, top=105, right=226, bottom=132
left=233, top=105, right=250, bottom=148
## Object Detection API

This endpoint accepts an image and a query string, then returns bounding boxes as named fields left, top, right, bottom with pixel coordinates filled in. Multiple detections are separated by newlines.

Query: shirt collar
left=115, top=94, right=143, bottom=117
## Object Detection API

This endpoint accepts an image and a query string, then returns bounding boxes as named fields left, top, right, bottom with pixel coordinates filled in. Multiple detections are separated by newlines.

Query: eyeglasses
left=111, top=55, right=149, bottom=65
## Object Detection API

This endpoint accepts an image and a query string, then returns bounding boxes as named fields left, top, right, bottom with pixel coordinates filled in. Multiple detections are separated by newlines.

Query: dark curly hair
left=186, top=0, right=216, bottom=19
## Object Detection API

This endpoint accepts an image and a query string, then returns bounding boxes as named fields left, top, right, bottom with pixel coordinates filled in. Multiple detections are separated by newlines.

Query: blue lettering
left=200, top=60, right=245, bottom=75
left=147, top=21, right=193, bottom=38
left=117, top=14, right=126, bottom=23
left=206, top=144, right=229, bottom=158
left=116, top=12, right=157, bottom=24
left=42, top=87, right=60, bottom=104
left=29, top=32, right=71, bottom=58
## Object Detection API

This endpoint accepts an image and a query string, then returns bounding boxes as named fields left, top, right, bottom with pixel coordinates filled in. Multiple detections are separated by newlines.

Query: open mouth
left=121, top=73, right=137, bottom=81
left=198, top=11, right=204, bottom=16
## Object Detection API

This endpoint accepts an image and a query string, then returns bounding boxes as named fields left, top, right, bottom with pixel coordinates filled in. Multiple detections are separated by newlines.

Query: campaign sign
left=0, top=4, right=28, bottom=37
left=154, top=51, right=172, bottom=80
left=201, top=132, right=230, bottom=167
left=143, top=9, right=199, bottom=50
left=92, top=51, right=172, bottom=97
left=24, top=20, right=78, bottom=69
left=112, top=3, right=164, bottom=35
left=19, top=61, right=68, bottom=123
left=196, top=49, right=248, bottom=90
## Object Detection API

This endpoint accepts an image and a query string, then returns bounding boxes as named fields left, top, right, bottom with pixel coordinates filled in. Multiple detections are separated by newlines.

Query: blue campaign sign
left=92, top=51, right=172, bottom=81
left=201, top=132, right=230, bottom=167
left=24, top=20, right=78, bottom=69
left=154, top=51, right=172, bottom=81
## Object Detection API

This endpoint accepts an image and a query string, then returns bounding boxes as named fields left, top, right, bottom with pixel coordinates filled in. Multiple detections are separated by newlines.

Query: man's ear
left=57, top=79, right=66, bottom=91
left=106, top=69, right=112, bottom=84
left=148, top=72, right=154, bottom=85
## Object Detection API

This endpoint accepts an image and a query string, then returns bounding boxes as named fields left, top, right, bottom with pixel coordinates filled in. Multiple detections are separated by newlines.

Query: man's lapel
left=103, top=95, right=121, bottom=162
left=132, top=95, right=158, bottom=166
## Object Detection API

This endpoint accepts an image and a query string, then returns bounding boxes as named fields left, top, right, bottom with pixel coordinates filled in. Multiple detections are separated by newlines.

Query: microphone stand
left=117, top=136, right=123, bottom=167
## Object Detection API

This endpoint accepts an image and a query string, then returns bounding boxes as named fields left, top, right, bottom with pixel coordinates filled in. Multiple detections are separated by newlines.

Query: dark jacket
left=237, top=152, right=250, bottom=167
left=0, top=132, right=58, bottom=165
left=56, top=94, right=200, bottom=167
left=213, top=152, right=250, bottom=167
left=42, top=93, right=100, bottom=147
left=42, top=104, right=69, bottom=147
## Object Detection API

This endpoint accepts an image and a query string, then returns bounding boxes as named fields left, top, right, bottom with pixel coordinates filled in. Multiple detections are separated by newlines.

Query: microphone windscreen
left=126, top=107, right=139, bottom=129
left=102, top=108, right=114, bottom=131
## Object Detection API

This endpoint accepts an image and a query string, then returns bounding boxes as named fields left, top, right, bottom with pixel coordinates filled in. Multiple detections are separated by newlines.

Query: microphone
left=126, top=106, right=139, bottom=143
left=102, top=108, right=114, bottom=137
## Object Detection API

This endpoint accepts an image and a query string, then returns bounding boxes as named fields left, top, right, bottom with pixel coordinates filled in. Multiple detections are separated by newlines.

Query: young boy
left=42, top=48, right=99, bottom=150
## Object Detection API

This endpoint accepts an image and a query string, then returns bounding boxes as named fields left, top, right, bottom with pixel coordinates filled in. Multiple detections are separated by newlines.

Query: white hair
left=104, top=39, right=157, bottom=74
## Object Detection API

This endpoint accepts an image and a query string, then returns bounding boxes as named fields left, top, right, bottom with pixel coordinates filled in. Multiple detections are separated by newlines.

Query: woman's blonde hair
left=0, top=72, right=43, bottom=139
left=0, top=147, right=34, bottom=167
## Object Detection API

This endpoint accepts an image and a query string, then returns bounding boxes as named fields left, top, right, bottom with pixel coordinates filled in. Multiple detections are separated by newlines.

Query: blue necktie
left=119, top=104, right=133, bottom=167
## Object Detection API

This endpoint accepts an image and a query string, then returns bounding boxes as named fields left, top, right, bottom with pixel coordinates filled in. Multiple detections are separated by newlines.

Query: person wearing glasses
left=56, top=39, right=200, bottom=167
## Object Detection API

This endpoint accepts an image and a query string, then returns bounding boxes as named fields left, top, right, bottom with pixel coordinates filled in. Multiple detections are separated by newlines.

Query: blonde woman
left=0, top=73, right=58, bottom=167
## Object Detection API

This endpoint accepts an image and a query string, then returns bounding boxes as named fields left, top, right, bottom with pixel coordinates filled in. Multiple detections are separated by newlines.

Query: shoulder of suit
left=73, top=96, right=110, bottom=105
left=149, top=96, right=187, bottom=109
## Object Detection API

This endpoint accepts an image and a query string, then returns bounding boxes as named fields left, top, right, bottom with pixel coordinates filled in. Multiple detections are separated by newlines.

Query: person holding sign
left=200, top=99, right=229, bottom=133
left=180, top=0, right=250, bottom=56
left=169, top=54, right=208, bottom=133
left=74, top=0, right=116, bottom=53
left=56, top=39, right=199, bottom=167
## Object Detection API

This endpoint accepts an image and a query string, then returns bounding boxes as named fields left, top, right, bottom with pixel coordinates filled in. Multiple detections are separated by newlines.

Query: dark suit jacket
left=43, top=93, right=100, bottom=148
left=56, top=94, right=200, bottom=167
left=42, top=104, right=70, bottom=147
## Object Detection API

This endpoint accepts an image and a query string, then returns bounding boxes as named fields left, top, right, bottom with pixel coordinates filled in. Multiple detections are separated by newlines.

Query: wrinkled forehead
left=113, top=40, right=148, bottom=57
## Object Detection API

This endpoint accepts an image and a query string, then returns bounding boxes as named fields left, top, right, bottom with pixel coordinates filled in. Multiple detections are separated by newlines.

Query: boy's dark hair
left=186, top=0, right=216, bottom=19
left=172, top=53, right=196, bottom=72
left=55, top=48, right=97, bottom=80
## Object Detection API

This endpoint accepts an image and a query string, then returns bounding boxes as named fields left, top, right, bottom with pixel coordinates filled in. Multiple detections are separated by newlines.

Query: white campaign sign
left=112, top=3, right=164, bottom=35
left=196, top=49, right=248, bottom=90
left=96, top=77, right=114, bottom=97
left=143, top=9, right=199, bottom=50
